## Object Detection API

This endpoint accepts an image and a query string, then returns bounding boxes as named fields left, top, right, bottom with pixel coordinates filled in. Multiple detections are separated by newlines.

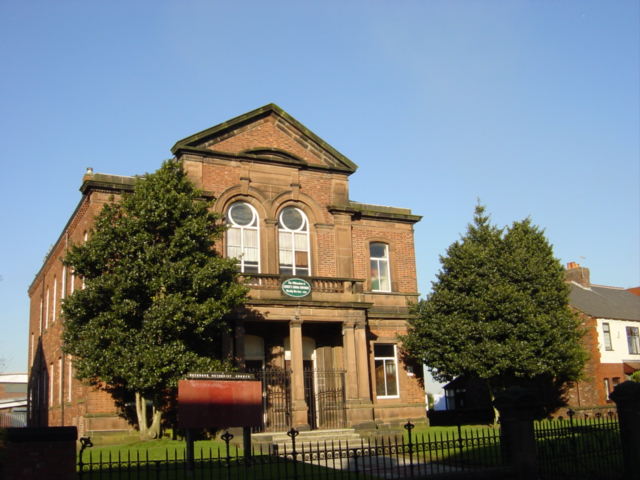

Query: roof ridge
left=591, top=284, right=625, bottom=290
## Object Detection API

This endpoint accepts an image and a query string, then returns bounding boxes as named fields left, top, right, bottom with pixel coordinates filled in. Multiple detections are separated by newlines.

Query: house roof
left=0, top=399, right=27, bottom=410
left=569, top=282, right=640, bottom=321
left=0, top=374, right=27, bottom=383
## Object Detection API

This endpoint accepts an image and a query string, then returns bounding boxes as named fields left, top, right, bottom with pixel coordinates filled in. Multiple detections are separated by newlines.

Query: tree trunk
left=147, top=406, right=162, bottom=439
left=135, top=392, right=147, bottom=438
left=135, top=392, right=162, bottom=439
left=487, top=386, right=500, bottom=426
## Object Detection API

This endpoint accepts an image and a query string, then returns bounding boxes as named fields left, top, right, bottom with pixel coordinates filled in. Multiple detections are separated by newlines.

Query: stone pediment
left=171, top=104, right=357, bottom=174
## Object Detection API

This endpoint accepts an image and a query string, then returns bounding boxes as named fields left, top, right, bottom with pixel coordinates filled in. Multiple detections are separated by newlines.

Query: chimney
left=82, top=167, right=94, bottom=183
left=565, top=262, right=590, bottom=287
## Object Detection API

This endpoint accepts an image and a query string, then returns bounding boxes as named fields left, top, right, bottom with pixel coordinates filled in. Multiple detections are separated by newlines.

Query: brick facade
left=566, top=312, right=603, bottom=407
left=27, top=104, right=425, bottom=434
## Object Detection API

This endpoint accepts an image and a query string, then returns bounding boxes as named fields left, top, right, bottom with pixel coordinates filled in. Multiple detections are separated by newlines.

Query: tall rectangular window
left=370, top=243, right=391, bottom=292
left=70, top=268, right=75, bottom=293
left=374, top=344, right=399, bottom=398
left=52, top=277, right=57, bottom=323
left=61, top=265, right=67, bottom=300
left=67, top=356, right=73, bottom=403
left=49, top=363, right=54, bottom=406
left=627, top=326, right=640, bottom=354
left=602, top=322, right=613, bottom=351
left=39, top=298, right=43, bottom=335
left=58, top=357, right=63, bottom=404
left=604, top=378, right=611, bottom=401
left=82, top=234, right=88, bottom=290
left=45, top=288, right=50, bottom=330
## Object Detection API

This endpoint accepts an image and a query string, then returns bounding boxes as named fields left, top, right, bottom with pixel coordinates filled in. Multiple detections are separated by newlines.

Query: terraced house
left=565, top=262, right=640, bottom=407
left=27, top=104, right=425, bottom=435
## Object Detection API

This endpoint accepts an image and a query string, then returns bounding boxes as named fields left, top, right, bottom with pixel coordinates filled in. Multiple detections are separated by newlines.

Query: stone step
left=252, top=428, right=364, bottom=453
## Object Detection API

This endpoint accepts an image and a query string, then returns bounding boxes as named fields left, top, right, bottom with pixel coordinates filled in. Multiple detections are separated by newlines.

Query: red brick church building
left=27, top=104, right=425, bottom=435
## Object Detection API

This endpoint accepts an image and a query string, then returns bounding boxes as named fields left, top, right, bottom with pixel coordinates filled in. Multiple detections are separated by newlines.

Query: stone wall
left=1, top=427, right=77, bottom=480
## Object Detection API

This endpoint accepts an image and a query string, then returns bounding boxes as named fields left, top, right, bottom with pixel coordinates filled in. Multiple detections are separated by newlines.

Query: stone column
left=264, top=220, right=278, bottom=273
left=610, top=381, right=640, bottom=480
left=342, top=320, right=358, bottom=401
left=289, top=317, right=309, bottom=429
left=354, top=321, right=370, bottom=400
left=494, top=387, right=538, bottom=480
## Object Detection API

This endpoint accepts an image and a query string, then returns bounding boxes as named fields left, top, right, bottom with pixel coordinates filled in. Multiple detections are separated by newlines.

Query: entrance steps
left=252, top=428, right=363, bottom=454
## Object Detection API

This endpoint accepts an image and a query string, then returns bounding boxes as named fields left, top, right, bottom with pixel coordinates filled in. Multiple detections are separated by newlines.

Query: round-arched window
left=226, top=202, right=260, bottom=273
left=278, top=206, right=310, bottom=276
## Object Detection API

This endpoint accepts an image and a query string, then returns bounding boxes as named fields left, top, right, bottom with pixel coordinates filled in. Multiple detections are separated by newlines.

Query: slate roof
left=569, top=282, right=640, bottom=321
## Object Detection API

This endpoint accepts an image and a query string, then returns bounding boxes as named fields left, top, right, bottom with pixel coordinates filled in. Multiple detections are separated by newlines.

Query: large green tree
left=62, top=160, right=247, bottom=438
left=403, top=205, right=586, bottom=412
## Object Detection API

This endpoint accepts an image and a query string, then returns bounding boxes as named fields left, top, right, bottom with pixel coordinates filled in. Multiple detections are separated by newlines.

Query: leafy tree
left=403, top=205, right=587, bottom=414
left=631, top=371, right=640, bottom=383
left=62, top=160, right=248, bottom=438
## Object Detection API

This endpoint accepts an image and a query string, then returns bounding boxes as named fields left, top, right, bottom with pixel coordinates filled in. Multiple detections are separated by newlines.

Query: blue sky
left=0, top=1, right=638, bottom=373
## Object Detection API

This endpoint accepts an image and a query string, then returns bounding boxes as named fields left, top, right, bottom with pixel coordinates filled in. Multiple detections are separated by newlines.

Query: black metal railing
left=77, top=423, right=507, bottom=479
left=535, top=410, right=623, bottom=479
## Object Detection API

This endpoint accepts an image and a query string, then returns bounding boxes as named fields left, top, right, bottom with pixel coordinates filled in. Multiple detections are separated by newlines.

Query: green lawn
left=80, top=438, right=238, bottom=463
left=402, top=423, right=497, bottom=441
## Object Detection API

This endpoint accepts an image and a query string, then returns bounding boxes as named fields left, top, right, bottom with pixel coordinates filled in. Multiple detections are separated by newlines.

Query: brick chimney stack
left=565, top=262, right=590, bottom=287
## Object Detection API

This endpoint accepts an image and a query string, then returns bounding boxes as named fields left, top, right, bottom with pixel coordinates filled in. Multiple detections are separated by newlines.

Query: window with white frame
left=374, top=344, right=399, bottom=398
left=226, top=202, right=260, bottom=273
left=39, top=298, right=43, bottom=334
left=61, top=265, right=67, bottom=300
left=52, top=276, right=57, bottom=323
left=45, top=287, right=50, bottom=329
left=278, top=207, right=310, bottom=276
left=58, top=357, right=63, bottom=404
left=67, top=355, right=73, bottom=403
left=82, top=231, right=88, bottom=289
left=602, top=322, right=613, bottom=351
left=627, top=326, right=640, bottom=354
left=49, top=363, right=54, bottom=406
left=370, top=243, right=391, bottom=292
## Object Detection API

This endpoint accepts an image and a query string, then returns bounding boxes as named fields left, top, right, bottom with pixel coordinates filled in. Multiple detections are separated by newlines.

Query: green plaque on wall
left=281, top=278, right=312, bottom=298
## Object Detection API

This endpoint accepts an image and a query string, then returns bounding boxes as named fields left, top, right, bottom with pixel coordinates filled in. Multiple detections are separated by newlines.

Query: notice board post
left=178, top=373, right=263, bottom=472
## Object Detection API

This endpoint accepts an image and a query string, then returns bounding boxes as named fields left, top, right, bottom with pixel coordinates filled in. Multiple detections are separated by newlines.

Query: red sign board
left=178, top=376, right=262, bottom=429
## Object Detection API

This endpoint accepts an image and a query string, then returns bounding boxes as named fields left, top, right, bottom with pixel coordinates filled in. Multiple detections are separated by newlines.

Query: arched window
left=226, top=202, right=260, bottom=273
left=278, top=207, right=310, bottom=276
left=370, top=242, right=391, bottom=292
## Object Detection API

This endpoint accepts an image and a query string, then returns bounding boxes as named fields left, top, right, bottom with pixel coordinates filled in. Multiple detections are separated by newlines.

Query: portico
left=228, top=274, right=375, bottom=430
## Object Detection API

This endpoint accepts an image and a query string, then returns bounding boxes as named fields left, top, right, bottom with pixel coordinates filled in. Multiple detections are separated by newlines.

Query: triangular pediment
left=171, top=104, right=357, bottom=174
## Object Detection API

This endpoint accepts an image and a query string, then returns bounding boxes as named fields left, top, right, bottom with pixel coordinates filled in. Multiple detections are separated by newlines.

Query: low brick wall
left=1, top=426, right=77, bottom=480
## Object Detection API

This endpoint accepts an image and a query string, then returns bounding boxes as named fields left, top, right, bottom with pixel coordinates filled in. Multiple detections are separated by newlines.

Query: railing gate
left=304, top=369, right=346, bottom=430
